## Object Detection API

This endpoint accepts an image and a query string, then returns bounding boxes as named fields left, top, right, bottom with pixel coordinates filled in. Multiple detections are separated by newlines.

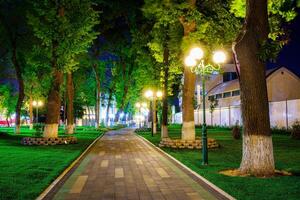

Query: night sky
left=268, top=9, right=300, bottom=76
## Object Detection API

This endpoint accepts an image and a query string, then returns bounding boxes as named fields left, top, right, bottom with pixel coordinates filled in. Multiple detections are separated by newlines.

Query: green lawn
left=0, top=126, right=104, bottom=200
left=137, top=125, right=300, bottom=200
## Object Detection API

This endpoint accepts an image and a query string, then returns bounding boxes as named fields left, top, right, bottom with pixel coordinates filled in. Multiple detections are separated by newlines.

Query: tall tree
left=0, top=0, right=31, bottom=134
left=231, top=0, right=297, bottom=176
left=28, top=0, right=99, bottom=137
left=143, top=0, right=183, bottom=138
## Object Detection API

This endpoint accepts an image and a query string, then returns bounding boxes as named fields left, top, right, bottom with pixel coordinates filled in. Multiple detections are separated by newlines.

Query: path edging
left=136, top=133, right=236, bottom=200
left=36, top=132, right=106, bottom=200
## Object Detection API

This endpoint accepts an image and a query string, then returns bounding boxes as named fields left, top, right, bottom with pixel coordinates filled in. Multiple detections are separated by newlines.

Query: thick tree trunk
left=181, top=67, right=196, bottom=140
left=233, top=0, right=275, bottom=176
left=180, top=1, right=197, bottom=141
left=161, top=47, right=169, bottom=138
left=29, top=95, right=33, bottom=129
left=11, top=39, right=24, bottom=134
left=43, top=41, right=63, bottom=138
left=66, top=72, right=74, bottom=134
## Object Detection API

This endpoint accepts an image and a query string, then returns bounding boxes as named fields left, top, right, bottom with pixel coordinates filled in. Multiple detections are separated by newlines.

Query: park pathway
left=50, top=128, right=220, bottom=200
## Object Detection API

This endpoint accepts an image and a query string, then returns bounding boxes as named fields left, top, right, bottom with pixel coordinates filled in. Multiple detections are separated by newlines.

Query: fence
left=174, top=99, right=300, bottom=128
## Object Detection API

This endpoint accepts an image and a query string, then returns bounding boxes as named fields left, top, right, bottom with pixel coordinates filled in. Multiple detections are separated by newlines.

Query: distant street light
left=185, top=47, right=226, bottom=165
left=32, top=100, right=43, bottom=123
left=144, top=89, right=163, bottom=136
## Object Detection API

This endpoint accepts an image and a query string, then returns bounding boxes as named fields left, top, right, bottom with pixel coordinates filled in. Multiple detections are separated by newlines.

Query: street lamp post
left=32, top=100, right=43, bottom=123
left=185, top=47, right=226, bottom=165
left=145, top=90, right=162, bottom=137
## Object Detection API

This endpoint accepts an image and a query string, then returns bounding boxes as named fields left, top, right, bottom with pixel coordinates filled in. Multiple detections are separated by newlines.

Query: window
left=223, top=72, right=238, bottom=82
left=232, top=90, right=240, bottom=96
left=215, top=93, right=222, bottom=99
left=223, top=92, right=231, bottom=98
left=208, top=95, right=215, bottom=101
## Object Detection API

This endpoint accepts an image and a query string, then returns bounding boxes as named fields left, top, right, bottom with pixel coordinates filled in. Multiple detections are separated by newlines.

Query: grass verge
left=0, top=126, right=105, bottom=200
left=137, top=125, right=300, bottom=200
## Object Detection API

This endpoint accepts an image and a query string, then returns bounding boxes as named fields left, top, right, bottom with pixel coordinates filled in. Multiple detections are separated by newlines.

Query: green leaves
left=28, top=0, right=100, bottom=72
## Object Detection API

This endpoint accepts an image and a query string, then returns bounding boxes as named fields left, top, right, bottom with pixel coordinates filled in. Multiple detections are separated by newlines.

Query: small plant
left=291, top=120, right=300, bottom=140
left=33, top=123, right=44, bottom=137
left=232, top=121, right=241, bottom=140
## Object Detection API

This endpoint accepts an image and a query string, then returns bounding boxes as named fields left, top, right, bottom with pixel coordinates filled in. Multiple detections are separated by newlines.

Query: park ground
left=0, top=126, right=121, bottom=200
left=0, top=125, right=299, bottom=200
left=137, top=124, right=300, bottom=200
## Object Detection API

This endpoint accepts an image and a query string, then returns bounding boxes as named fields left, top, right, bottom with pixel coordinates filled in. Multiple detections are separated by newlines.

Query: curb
left=36, top=132, right=106, bottom=200
left=136, top=133, right=236, bottom=200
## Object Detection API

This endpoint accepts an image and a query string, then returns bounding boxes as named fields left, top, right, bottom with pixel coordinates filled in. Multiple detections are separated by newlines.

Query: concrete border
left=36, top=132, right=106, bottom=200
left=136, top=133, right=236, bottom=200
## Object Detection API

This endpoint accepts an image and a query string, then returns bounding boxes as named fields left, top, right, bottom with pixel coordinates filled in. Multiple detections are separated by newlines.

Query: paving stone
left=52, top=128, right=218, bottom=200
left=115, top=167, right=124, bottom=178
left=69, top=176, right=88, bottom=194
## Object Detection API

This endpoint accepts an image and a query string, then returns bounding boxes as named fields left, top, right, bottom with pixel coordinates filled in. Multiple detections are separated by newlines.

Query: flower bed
left=158, top=137, right=219, bottom=149
left=21, top=136, right=78, bottom=145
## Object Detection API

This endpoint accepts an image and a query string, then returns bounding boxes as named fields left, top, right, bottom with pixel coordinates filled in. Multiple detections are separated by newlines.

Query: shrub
left=232, top=122, right=241, bottom=140
left=33, top=123, right=44, bottom=137
left=291, top=120, right=300, bottom=140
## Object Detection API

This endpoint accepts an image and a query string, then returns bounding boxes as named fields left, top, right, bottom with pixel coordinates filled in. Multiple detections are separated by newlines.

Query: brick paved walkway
left=51, top=128, right=218, bottom=200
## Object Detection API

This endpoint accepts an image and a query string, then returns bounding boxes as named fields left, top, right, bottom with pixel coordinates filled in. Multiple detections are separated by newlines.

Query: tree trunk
left=179, top=1, right=197, bottom=141
left=6, top=118, right=10, bottom=127
left=232, top=0, right=274, bottom=176
left=161, top=47, right=169, bottom=138
left=106, top=89, right=113, bottom=125
left=29, top=95, right=33, bottom=129
left=66, top=72, right=74, bottom=134
left=11, top=39, right=24, bottom=134
left=92, top=64, right=101, bottom=128
left=114, top=109, right=121, bottom=123
left=43, top=41, right=63, bottom=138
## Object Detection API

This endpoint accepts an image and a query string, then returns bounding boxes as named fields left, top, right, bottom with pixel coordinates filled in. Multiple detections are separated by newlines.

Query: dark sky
left=268, top=9, right=300, bottom=76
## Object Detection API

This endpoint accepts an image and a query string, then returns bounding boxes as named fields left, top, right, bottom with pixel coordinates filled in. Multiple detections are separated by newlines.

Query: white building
left=201, top=65, right=300, bottom=107
left=175, top=65, right=300, bottom=128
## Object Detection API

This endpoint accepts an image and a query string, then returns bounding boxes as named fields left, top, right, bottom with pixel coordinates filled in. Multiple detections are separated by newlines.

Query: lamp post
left=145, top=89, right=162, bottom=136
left=184, top=47, right=226, bottom=165
left=32, top=100, right=43, bottom=123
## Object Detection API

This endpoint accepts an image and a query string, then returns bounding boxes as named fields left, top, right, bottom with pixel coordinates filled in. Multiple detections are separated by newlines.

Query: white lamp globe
left=213, top=51, right=226, bottom=64
left=145, top=90, right=153, bottom=98
left=156, top=91, right=163, bottom=98
left=190, top=47, right=204, bottom=60
left=184, top=56, right=197, bottom=67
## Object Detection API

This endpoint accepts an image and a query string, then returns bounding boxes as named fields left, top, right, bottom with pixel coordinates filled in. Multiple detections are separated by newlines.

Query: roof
left=208, top=79, right=239, bottom=95
left=207, top=67, right=299, bottom=95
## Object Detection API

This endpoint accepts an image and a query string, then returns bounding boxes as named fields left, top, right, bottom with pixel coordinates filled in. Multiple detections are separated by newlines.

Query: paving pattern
left=52, top=128, right=218, bottom=200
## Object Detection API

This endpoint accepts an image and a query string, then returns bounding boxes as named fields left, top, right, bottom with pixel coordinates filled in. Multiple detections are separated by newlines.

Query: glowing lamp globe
left=145, top=90, right=153, bottom=98
left=184, top=56, right=197, bottom=67
left=156, top=91, right=163, bottom=98
left=213, top=51, right=226, bottom=64
left=190, top=47, right=204, bottom=60
left=135, top=102, right=141, bottom=108
left=38, top=101, right=43, bottom=106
